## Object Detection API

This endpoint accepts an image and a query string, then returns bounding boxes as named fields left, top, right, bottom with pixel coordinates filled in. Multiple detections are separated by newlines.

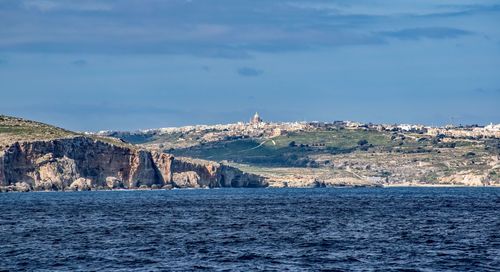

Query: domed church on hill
left=250, top=112, right=263, bottom=124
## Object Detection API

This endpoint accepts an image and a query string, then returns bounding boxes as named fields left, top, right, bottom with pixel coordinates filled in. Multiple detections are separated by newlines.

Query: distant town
left=96, top=112, right=500, bottom=146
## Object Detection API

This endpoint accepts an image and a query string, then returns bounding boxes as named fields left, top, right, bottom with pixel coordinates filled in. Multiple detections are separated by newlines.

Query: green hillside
left=169, top=129, right=478, bottom=167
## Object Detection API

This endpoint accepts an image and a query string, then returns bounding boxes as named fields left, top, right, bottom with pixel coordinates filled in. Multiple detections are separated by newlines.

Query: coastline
left=3, top=184, right=500, bottom=193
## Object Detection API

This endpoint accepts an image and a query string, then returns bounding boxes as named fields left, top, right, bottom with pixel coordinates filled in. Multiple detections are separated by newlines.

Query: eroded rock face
left=35, top=154, right=78, bottom=190
left=171, top=157, right=268, bottom=188
left=172, top=171, right=200, bottom=188
left=171, top=157, right=218, bottom=187
left=0, top=151, right=6, bottom=186
left=69, top=178, right=93, bottom=191
left=15, top=182, right=31, bottom=192
left=106, top=177, right=123, bottom=189
left=438, top=171, right=488, bottom=186
left=0, top=137, right=170, bottom=191
left=128, top=150, right=163, bottom=188
left=0, top=137, right=267, bottom=191
left=151, top=152, right=174, bottom=183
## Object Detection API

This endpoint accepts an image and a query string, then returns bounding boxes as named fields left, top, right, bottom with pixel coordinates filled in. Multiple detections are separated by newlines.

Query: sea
left=0, top=187, right=499, bottom=271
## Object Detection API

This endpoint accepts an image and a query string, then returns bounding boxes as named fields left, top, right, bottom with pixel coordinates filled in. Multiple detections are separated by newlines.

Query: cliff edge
left=0, top=115, right=267, bottom=192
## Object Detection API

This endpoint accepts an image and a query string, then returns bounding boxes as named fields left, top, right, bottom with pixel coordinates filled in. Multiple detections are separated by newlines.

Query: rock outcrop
left=172, top=171, right=201, bottom=188
left=69, top=178, right=93, bottom=191
left=171, top=157, right=268, bottom=188
left=0, top=136, right=267, bottom=192
left=437, top=171, right=488, bottom=186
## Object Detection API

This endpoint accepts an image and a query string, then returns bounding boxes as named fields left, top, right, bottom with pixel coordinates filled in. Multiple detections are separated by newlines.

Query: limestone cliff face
left=0, top=151, right=5, bottom=186
left=0, top=136, right=267, bottom=191
left=0, top=137, right=167, bottom=190
left=151, top=152, right=174, bottom=184
left=171, top=157, right=268, bottom=188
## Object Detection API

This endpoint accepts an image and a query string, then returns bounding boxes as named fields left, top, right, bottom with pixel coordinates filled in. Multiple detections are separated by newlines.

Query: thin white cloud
left=23, top=0, right=58, bottom=12
left=23, top=0, right=113, bottom=12
left=287, top=0, right=497, bottom=17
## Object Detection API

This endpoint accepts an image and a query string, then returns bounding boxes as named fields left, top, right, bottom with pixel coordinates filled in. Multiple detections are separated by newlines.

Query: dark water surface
left=1, top=188, right=499, bottom=271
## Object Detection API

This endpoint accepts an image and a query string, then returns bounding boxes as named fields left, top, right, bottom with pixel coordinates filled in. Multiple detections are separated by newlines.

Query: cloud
left=428, top=4, right=500, bottom=17
left=237, top=67, right=263, bottom=77
left=23, top=0, right=112, bottom=12
left=23, top=0, right=57, bottom=12
left=380, top=27, right=474, bottom=40
left=472, top=88, right=500, bottom=95
left=71, top=59, right=87, bottom=66
left=0, top=0, right=495, bottom=57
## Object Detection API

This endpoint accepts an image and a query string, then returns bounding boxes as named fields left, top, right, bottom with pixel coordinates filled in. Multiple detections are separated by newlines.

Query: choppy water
left=1, top=188, right=499, bottom=271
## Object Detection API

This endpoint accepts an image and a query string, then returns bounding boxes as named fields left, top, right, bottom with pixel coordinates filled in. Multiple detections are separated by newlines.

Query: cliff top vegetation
left=0, top=115, right=134, bottom=149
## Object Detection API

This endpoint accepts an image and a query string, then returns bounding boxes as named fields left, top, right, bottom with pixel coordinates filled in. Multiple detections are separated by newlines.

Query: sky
left=0, top=0, right=499, bottom=131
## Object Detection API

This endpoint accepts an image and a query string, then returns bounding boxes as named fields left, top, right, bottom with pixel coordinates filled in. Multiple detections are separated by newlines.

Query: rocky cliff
left=0, top=136, right=267, bottom=192
left=171, top=157, right=267, bottom=188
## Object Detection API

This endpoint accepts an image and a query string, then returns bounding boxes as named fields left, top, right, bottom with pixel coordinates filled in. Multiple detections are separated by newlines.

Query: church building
left=250, top=112, right=263, bottom=124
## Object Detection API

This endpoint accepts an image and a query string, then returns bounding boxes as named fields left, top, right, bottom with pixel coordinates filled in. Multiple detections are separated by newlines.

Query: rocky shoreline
left=4, top=183, right=498, bottom=193
left=0, top=136, right=268, bottom=192
left=1, top=135, right=497, bottom=192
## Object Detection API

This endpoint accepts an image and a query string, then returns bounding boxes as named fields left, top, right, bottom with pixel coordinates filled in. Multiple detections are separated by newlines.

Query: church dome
left=250, top=112, right=262, bottom=124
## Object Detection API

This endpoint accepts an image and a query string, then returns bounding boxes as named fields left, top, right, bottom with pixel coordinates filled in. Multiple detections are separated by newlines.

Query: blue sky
left=0, top=0, right=499, bottom=131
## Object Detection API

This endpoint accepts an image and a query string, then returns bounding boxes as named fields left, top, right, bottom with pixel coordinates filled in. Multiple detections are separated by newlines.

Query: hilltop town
left=95, top=113, right=500, bottom=187
left=97, top=112, right=500, bottom=149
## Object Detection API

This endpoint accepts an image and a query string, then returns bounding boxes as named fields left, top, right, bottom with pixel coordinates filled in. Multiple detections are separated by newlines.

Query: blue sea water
left=0, top=187, right=499, bottom=271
